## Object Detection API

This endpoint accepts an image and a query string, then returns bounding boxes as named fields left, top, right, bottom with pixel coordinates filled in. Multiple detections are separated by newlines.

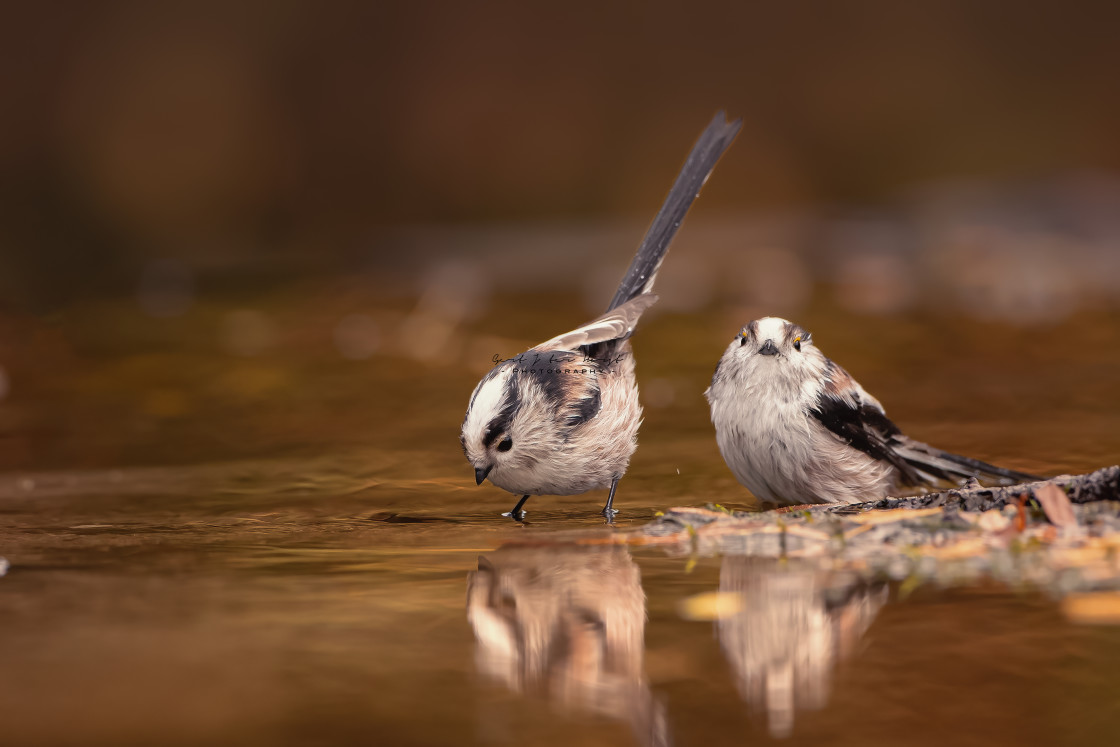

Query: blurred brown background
left=4, top=0, right=1120, bottom=306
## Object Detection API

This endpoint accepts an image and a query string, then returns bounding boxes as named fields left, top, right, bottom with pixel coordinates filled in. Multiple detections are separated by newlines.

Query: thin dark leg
left=601, top=478, right=620, bottom=522
left=504, top=495, right=530, bottom=521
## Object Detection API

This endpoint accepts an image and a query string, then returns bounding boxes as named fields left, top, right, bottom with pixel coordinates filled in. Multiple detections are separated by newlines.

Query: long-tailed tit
left=706, top=316, right=1040, bottom=506
left=462, top=112, right=741, bottom=521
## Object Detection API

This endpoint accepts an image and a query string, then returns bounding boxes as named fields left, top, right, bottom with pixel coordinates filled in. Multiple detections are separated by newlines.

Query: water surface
left=1, top=281, right=1118, bottom=745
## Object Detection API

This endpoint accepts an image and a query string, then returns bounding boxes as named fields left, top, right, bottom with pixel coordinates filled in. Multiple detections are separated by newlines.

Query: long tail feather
left=896, top=439, right=1042, bottom=487
left=606, top=111, right=741, bottom=312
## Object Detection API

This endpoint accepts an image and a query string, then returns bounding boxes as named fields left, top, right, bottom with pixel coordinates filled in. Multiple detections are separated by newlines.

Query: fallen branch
left=814, top=465, right=1119, bottom=515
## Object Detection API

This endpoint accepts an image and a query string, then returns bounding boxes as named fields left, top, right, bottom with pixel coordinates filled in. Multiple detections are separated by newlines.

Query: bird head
left=710, top=317, right=829, bottom=394
left=461, top=366, right=523, bottom=487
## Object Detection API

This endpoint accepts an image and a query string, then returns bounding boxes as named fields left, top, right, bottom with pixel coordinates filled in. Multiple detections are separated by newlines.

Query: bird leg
left=503, top=495, right=530, bottom=521
left=601, top=478, right=620, bottom=522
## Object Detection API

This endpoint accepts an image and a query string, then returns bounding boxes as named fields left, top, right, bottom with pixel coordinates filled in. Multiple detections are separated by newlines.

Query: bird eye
left=739, top=335, right=748, bottom=346
left=793, top=337, right=801, bottom=351
left=497, top=436, right=513, bottom=452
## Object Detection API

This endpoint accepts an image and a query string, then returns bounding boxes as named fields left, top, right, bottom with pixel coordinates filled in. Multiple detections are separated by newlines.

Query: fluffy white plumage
left=461, top=301, right=645, bottom=499
left=706, top=317, right=1038, bottom=506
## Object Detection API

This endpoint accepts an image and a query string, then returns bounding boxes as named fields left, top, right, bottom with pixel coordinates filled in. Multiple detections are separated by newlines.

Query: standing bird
left=462, top=112, right=741, bottom=521
left=706, top=317, right=1039, bottom=506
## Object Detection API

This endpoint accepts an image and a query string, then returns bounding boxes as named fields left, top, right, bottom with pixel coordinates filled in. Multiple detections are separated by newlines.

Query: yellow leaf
left=677, top=592, right=742, bottom=621
left=1062, top=592, right=1120, bottom=625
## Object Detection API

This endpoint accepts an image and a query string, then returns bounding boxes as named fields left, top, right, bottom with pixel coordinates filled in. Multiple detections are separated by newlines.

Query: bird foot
left=601, top=507, right=619, bottom=524
left=501, top=509, right=526, bottom=522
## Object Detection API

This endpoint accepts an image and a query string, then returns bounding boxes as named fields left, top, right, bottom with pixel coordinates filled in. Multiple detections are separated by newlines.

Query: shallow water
left=1, top=282, right=1119, bottom=745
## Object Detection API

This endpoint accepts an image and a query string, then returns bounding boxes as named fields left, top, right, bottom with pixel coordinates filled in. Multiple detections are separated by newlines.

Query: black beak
left=475, top=465, right=493, bottom=486
left=758, top=339, right=779, bottom=356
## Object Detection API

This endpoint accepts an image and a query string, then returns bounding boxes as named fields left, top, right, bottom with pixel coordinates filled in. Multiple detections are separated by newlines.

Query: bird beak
left=758, top=339, right=779, bottom=356
left=475, top=464, right=493, bottom=486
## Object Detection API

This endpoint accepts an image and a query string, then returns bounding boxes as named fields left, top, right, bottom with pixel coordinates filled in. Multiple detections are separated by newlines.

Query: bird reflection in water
left=467, top=546, right=668, bottom=746
left=715, top=559, right=887, bottom=738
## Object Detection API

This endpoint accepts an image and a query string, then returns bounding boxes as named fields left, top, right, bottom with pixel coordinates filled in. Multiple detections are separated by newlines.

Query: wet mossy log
left=631, top=466, right=1120, bottom=544
left=815, top=465, right=1119, bottom=515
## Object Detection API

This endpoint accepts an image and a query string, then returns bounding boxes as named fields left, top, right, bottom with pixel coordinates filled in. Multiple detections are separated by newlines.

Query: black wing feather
left=810, top=393, right=925, bottom=485
left=811, top=392, right=1041, bottom=487
left=523, top=364, right=603, bottom=433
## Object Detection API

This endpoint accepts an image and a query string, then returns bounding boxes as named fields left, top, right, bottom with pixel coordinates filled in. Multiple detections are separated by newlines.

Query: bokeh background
left=2, top=0, right=1119, bottom=474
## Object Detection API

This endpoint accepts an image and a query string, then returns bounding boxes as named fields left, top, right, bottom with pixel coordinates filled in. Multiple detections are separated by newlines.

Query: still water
left=1, top=277, right=1119, bottom=745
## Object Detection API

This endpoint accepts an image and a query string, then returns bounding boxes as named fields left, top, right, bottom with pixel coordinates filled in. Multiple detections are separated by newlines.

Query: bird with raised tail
left=705, top=317, right=1040, bottom=506
left=461, top=112, right=741, bottom=521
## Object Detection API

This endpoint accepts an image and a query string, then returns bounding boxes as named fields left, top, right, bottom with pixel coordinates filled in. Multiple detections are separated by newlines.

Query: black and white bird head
left=461, top=364, right=566, bottom=492
left=714, top=317, right=829, bottom=393
left=461, top=367, right=521, bottom=487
